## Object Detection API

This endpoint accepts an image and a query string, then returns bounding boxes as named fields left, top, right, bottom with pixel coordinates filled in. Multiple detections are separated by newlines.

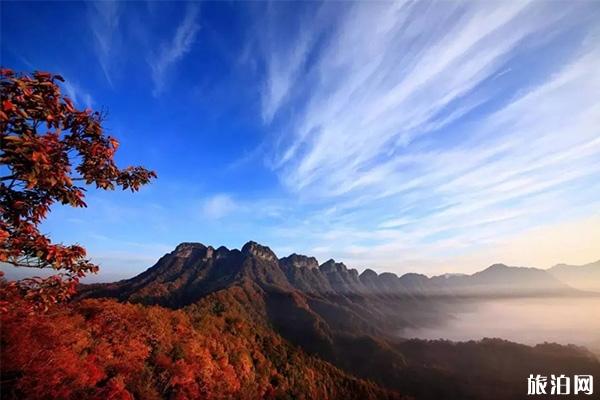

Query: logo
left=527, top=374, right=594, bottom=396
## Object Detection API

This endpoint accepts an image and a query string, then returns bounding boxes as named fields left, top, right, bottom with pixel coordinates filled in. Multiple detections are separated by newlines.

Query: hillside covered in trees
left=1, top=288, right=403, bottom=400
left=3, top=242, right=599, bottom=400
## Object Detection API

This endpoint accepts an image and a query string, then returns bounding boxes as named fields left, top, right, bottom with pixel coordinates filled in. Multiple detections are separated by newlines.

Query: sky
left=1, top=1, right=600, bottom=281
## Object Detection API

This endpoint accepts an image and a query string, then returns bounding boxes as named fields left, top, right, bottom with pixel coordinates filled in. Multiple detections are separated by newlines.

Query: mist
left=401, top=296, right=600, bottom=355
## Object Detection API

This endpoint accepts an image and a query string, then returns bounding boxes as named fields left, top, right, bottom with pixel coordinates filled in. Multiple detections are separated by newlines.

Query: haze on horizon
left=1, top=1, right=599, bottom=281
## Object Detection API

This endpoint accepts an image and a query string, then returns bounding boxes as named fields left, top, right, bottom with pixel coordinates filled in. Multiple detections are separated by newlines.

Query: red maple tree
left=0, top=68, right=156, bottom=309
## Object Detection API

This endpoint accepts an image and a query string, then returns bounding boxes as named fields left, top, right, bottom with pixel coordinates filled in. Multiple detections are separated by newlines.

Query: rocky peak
left=280, top=253, right=319, bottom=270
left=242, top=241, right=278, bottom=262
left=398, top=273, right=428, bottom=285
left=174, top=242, right=206, bottom=251
left=173, top=242, right=209, bottom=258
left=215, top=246, right=232, bottom=258
left=360, top=268, right=378, bottom=281
left=319, top=259, right=348, bottom=273
left=485, top=263, right=509, bottom=271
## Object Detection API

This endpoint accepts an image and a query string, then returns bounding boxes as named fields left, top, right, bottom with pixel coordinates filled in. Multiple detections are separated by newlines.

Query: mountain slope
left=548, top=260, right=600, bottom=292
left=1, top=291, right=405, bottom=400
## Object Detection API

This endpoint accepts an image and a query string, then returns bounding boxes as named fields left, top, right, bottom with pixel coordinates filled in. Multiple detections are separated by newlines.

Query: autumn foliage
left=0, top=286, right=399, bottom=400
left=0, top=68, right=156, bottom=308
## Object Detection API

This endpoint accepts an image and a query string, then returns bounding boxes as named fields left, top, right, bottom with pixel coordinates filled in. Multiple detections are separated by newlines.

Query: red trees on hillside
left=1, top=291, right=397, bottom=400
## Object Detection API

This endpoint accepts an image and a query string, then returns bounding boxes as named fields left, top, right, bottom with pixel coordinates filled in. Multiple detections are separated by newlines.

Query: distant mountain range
left=547, top=260, right=600, bottom=292
left=75, top=241, right=600, bottom=400
left=83, top=241, right=596, bottom=305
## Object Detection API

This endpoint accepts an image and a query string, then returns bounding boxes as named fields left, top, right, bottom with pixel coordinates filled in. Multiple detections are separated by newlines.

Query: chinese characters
left=528, top=374, right=594, bottom=396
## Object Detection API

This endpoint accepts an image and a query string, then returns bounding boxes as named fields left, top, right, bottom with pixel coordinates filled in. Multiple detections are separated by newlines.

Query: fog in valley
left=401, top=296, right=600, bottom=356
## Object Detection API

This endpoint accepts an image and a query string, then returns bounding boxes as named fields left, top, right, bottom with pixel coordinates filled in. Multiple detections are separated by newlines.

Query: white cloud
left=261, top=28, right=312, bottom=123
left=87, top=2, right=199, bottom=95
left=201, top=194, right=237, bottom=220
left=150, top=4, right=200, bottom=97
left=63, top=79, right=94, bottom=109
left=89, top=0, right=121, bottom=86
left=257, top=4, right=332, bottom=123
left=273, top=1, right=575, bottom=194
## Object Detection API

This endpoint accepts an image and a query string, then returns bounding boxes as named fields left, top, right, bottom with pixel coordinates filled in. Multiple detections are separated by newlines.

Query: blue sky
left=1, top=1, right=599, bottom=281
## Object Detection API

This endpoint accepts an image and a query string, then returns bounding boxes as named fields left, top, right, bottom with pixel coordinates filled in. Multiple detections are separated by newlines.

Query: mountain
left=82, top=245, right=579, bottom=306
left=80, top=242, right=419, bottom=376
left=79, top=241, right=451, bottom=337
left=429, top=263, right=574, bottom=296
left=548, top=260, right=600, bottom=292
left=67, top=241, right=600, bottom=400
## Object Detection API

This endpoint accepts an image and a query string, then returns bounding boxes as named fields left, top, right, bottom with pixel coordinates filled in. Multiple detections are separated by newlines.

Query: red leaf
left=2, top=100, right=15, bottom=111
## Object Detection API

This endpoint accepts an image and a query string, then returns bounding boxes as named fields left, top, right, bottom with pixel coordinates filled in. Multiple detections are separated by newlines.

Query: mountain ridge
left=83, top=240, right=590, bottom=302
left=74, top=240, right=600, bottom=400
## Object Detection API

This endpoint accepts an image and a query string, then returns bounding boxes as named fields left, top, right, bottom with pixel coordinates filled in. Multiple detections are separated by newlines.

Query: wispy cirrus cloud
left=258, top=9, right=317, bottom=123
left=252, top=1, right=600, bottom=274
left=268, top=1, right=580, bottom=194
left=88, top=0, right=121, bottom=86
left=150, top=4, right=200, bottom=97
left=87, top=2, right=200, bottom=96
left=62, top=79, right=94, bottom=109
